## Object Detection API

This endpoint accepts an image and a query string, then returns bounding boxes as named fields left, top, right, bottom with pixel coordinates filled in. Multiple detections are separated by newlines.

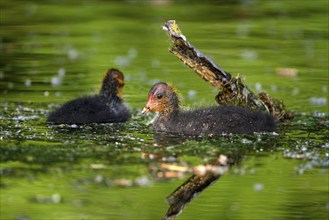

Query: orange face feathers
left=109, top=69, right=124, bottom=87
left=142, top=82, right=179, bottom=115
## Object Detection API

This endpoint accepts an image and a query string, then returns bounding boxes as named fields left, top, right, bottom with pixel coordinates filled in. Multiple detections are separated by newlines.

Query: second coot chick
left=47, top=68, right=131, bottom=124
left=142, top=82, right=275, bottom=135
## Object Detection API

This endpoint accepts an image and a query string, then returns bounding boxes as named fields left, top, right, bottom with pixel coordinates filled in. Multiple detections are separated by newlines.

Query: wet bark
left=162, top=20, right=293, bottom=121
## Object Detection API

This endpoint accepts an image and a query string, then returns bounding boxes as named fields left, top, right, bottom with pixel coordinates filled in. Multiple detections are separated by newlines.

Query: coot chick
left=142, top=82, right=275, bottom=135
left=47, top=68, right=131, bottom=124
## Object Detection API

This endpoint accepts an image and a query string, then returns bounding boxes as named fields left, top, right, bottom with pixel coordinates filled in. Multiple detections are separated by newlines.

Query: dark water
left=1, top=1, right=328, bottom=220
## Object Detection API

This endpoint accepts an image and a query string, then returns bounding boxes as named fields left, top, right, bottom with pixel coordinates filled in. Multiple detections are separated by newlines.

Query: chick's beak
left=141, top=107, right=149, bottom=114
left=142, top=98, right=151, bottom=114
left=142, top=97, right=155, bottom=114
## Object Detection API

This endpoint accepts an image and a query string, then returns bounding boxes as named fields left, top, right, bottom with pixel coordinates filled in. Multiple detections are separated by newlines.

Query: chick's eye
left=157, top=93, right=163, bottom=99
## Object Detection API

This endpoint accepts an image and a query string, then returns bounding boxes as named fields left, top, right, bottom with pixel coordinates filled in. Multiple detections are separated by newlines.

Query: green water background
left=1, top=1, right=328, bottom=220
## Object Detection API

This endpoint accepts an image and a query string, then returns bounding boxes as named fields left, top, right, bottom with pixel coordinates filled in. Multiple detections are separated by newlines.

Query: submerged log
left=162, top=20, right=293, bottom=121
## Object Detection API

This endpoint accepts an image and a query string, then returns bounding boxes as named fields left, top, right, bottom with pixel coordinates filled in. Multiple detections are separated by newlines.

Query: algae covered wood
left=162, top=20, right=292, bottom=121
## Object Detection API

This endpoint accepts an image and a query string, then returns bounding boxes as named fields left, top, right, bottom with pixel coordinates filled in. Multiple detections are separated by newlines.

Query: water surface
left=1, top=1, right=328, bottom=220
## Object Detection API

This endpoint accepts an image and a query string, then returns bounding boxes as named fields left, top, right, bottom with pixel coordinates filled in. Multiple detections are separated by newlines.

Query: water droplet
left=57, top=68, right=66, bottom=77
left=291, top=88, right=299, bottom=96
left=25, top=79, right=32, bottom=87
left=114, top=56, right=131, bottom=67
left=187, top=90, right=197, bottom=99
left=236, top=23, right=250, bottom=38
left=94, top=175, right=103, bottom=183
left=254, top=82, right=262, bottom=92
left=241, top=49, right=258, bottom=60
left=51, top=193, right=61, bottom=204
left=135, top=176, right=152, bottom=186
left=309, top=97, right=327, bottom=106
left=270, top=84, right=277, bottom=92
left=128, top=48, right=137, bottom=59
left=68, top=49, right=79, bottom=60
left=230, top=202, right=240, bottom=212
left=241, top=138, right=252, bottom=144
left=253, top=183, right=264, bottom=191
left=51, top=76, right=62, bottom=86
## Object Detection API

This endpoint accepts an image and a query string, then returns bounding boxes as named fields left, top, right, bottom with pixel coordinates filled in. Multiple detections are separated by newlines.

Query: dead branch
left=162, top=20, right=293, bottom=121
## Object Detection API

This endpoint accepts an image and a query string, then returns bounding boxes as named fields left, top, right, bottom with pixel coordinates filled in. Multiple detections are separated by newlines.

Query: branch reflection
left=159, top=155, right=230, bottom=220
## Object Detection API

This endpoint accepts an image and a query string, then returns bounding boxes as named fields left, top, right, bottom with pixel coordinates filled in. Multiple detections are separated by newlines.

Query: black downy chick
left=47, top=68, right=131, bottom=124
left=142, top=82, right=275, bottom=135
